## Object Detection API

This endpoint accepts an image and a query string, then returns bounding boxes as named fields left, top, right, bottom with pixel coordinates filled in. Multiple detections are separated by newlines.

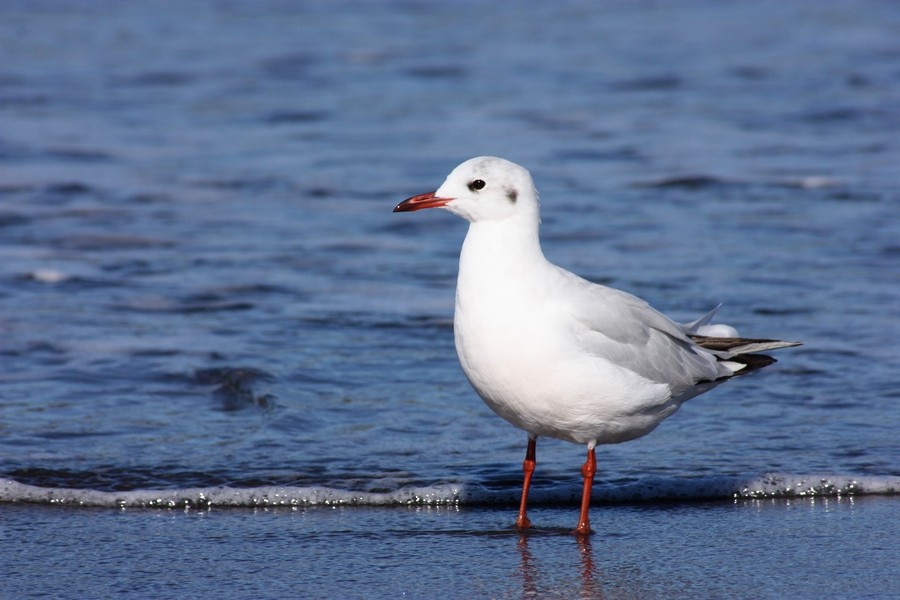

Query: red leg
left=574, top=445, right=596, bottom=536
left=515, top=437, right=537, bottom=529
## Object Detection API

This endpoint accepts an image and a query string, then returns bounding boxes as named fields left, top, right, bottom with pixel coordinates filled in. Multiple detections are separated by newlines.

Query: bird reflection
left=517, top=531, right=604, bottom=598
left=517, top=534, right=539, bottom=597
left=576, top=536, right=603, bottom=598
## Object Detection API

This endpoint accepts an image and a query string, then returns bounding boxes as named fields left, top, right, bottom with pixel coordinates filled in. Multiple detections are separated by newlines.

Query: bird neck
left=459, top=216, right=545, bottom=277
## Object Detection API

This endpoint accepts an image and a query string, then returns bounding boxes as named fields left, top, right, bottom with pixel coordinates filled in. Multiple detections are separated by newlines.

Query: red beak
left=393, top=191, right=452, bottom=212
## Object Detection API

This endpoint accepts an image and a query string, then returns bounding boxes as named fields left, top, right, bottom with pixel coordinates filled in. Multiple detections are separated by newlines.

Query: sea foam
left=1, top=474, right=897, bottom=510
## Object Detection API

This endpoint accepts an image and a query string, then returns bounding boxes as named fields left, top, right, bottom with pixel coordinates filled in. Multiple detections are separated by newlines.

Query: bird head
left=394, top=156, right=539, bottom=224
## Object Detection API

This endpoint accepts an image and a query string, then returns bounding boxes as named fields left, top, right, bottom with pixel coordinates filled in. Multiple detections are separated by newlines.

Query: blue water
left=1, top=0, right=899, bottom=597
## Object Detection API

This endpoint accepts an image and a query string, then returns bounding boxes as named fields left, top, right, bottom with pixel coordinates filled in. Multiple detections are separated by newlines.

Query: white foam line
left=0, top=479, right=468, bottom=508
left=1, top=474, right=897, bottom=509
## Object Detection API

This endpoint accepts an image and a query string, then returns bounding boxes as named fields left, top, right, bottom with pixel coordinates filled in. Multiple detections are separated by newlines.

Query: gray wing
left=555, top=268, right=733, bottom=396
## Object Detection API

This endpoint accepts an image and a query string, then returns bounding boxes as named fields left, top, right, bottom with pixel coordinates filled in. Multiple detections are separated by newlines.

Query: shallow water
left=1, top=0, right=898, bottom=597
left=3, top=497, right=898, bottom=599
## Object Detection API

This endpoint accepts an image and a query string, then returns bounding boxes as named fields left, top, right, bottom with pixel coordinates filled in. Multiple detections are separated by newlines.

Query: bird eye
left=468, top=179, right=486, bottom=192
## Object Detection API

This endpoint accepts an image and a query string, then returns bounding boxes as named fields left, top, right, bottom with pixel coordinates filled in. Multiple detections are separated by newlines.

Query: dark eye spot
left=505, top=187, right=518, bottom=202
left=467, top=179, right=486, bottom=192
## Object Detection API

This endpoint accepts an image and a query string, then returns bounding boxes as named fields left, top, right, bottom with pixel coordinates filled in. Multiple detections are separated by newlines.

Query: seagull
left=394, top=156, right=800, bottom=535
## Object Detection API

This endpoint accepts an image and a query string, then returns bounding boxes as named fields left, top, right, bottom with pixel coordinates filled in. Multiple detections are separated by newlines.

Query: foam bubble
left=30, top=269, right=69, bottom=284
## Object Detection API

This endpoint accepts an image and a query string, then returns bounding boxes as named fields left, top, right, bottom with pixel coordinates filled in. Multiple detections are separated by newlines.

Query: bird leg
left=574, top=445, right=596, bottom=536
left=515, top=437, right=537, bottom=529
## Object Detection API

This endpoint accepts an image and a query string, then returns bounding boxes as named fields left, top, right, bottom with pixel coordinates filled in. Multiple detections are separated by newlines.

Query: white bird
left=394, top=156, right=800, bottom=535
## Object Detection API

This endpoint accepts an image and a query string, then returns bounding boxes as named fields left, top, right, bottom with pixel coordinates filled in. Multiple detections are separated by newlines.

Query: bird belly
left=454, top=306, right=676, bottom=446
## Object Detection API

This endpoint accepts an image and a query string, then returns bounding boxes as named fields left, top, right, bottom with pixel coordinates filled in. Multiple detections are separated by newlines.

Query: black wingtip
left=731, top=353, right=777, bottom=375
